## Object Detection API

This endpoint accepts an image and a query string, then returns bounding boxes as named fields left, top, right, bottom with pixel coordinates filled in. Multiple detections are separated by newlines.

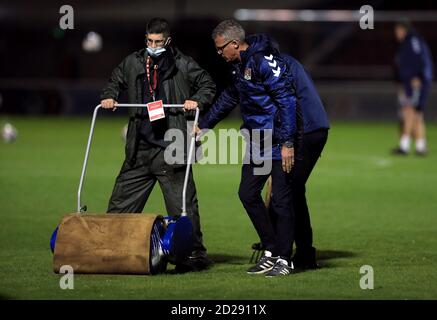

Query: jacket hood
left=242, top=34, right=280, bottom=62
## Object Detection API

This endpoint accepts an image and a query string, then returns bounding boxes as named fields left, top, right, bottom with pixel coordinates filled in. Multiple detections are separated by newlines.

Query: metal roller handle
left=77, top=103, right=200, bottom=215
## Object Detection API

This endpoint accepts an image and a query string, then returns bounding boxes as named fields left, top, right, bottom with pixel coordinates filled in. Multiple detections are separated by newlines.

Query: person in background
left=251, top=47, right=329, bottom=270
left=392, top=21, right=433, bottom=156
left=285, top=55, right=329, bottom=270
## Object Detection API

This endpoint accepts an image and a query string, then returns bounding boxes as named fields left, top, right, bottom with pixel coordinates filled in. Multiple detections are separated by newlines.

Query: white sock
left=400, top=135, right=410, bottom=152
left=264, top=250, right=272, bottom=257
left=416, top=139, right=427, bottom=152
left=277, top=258, right=289, bottom=266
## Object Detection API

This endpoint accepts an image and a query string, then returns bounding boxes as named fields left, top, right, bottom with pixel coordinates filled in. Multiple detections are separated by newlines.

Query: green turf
left=1, top=116, right=436, bottom=300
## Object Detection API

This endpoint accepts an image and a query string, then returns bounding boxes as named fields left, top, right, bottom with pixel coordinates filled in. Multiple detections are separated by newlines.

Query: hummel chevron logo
left=264, top=54, right=281, bottom=77
left=268, top=60, right=277, bottom=68
left=272, top=66, right=281, bottom=77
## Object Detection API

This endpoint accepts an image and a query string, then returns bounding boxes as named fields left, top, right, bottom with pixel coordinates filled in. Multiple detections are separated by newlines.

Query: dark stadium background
left=1, top=0, right=437, bottom=302
left=1, top=0, right=436, bottom=120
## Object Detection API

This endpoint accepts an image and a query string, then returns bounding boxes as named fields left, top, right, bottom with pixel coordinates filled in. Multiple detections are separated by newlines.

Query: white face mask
left=146, top=37, right=171, bottom=57
left=147, top=46, right=166, bottom=57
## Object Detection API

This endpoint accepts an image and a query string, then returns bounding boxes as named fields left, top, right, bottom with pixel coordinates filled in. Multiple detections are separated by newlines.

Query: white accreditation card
left=147, top=100, right=166, bottom=121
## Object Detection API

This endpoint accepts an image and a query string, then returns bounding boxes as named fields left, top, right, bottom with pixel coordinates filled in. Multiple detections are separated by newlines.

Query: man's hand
left=281, top=145, right=294, bottom=173
left=184, top=100, right=198, bottom=111
left=101, top=99, right=118, bottom=111
left=193, top=124, right=201, bottom=135
left=193, top=124, right=204, bottom=141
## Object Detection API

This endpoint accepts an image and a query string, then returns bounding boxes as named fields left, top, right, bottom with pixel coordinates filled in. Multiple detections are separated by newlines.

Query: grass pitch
left=0, top=116, right=436, bottom=299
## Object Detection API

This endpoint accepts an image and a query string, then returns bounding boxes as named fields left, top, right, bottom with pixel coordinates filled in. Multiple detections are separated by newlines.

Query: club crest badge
left=244, top=68, right=252, bottom=80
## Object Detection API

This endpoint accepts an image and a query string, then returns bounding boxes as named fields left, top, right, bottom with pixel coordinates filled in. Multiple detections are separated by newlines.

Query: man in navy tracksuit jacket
left=393, top=21, right=433, bottom=155
left=196, top=20, right=299, bottom=276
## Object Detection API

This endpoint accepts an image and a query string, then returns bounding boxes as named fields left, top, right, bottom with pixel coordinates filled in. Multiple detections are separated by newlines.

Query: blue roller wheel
left=50, top=226, right=59, bottom=253
left=162, top=216, right=193, bottom=264
left=150, top=219, right=167, bottom=274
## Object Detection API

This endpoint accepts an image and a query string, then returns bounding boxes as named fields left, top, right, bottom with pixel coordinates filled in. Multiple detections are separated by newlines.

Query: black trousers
left=239, top=161, right=294, bottom=260
left=291, top=129, right=328, bottom=251
left=107, top=142, right=206, bottom=252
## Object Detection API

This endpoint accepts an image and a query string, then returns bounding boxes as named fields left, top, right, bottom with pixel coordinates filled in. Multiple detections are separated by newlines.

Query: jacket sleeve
left=185, top=57, right=217, bottom=111
left=198, top=85, right=239, bottom=129
left=258, top=54, right=296, bottom=143
left=398, top=36, right=426, bottom=97
left=100, top=57, right=129, bottom=101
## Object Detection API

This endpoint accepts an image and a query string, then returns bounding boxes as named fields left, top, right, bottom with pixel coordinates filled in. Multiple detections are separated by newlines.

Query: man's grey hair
left=212, top=19, right=245, bottom=42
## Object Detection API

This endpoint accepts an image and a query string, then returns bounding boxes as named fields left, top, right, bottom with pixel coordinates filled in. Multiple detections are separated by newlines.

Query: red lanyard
left=146, top=56, right=158, bottom=101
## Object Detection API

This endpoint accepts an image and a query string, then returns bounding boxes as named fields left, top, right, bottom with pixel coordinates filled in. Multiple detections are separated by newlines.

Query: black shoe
left=251, top=242, right=266, bottom=251
left=175, top=250, right=213, bottom=273
left=392, top=147, right=408, bottom=155
left=247, top=251, right=277, bottom=274
left=190, top=250, right=214, bottom=267
left=265, top=259, right=294, bottom=277
left=292, top=247, right=319, bottom=270
left=249, top=242, right=266, bottom=264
